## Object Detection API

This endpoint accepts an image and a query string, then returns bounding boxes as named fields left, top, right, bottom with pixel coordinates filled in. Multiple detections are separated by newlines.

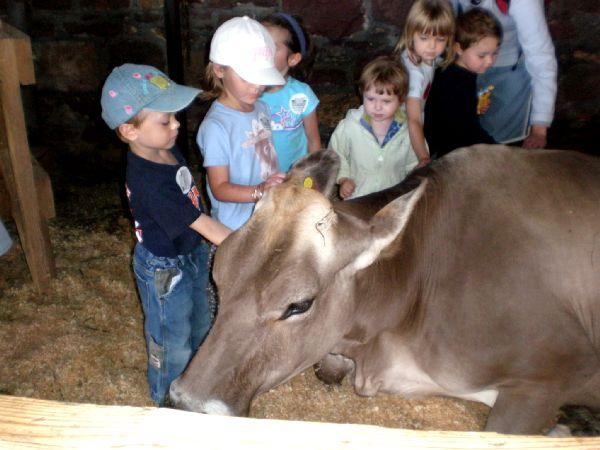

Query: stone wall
left=0, top=0, right=598, bottom=182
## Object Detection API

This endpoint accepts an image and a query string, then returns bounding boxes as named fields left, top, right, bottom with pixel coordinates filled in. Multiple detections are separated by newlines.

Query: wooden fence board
left=0, top=395, right=599, bottom=450
left=0, top=20, right=35, bottom=85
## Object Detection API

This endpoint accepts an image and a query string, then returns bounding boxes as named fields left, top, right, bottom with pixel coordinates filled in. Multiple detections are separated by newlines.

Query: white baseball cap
left=209, top=16, right=285, bottom=86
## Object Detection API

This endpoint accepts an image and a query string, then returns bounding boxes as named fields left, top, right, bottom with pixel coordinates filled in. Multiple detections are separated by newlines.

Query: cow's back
left=391, top=146, right=600, bottom=388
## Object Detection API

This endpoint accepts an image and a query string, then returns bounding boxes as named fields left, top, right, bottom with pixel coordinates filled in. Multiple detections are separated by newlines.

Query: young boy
left=328, top=55, right=417, bottom=199
left=100, top=63, right=231, bottom=405
left=424, top=8, right=501, bottom=159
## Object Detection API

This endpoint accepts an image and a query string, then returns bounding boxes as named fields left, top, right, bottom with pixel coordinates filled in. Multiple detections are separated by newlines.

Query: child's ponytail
left=200, top=62, right=224, bottom=100
left=261, top=13, right=315, bottom=81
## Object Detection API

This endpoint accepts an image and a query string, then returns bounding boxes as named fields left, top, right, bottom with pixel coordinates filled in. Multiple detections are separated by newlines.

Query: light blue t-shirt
left=260, top=77, right=319, bottom=172
left=197, top=100, right=278, bottom=231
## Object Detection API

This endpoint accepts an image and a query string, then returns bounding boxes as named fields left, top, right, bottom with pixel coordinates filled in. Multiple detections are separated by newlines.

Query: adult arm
left=511, top=0, right=557, bottom=147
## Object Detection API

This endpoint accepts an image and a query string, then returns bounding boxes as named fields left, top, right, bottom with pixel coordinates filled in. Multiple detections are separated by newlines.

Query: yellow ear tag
left=303, top=177, right=313, bottom=189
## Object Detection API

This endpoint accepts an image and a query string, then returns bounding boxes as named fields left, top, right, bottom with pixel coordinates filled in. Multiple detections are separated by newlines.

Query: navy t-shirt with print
left=126, top=146, right=204, bottom=257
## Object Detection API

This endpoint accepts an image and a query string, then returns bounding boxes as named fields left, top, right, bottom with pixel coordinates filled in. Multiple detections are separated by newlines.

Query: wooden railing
left=1, top=395, right=599, bottom=449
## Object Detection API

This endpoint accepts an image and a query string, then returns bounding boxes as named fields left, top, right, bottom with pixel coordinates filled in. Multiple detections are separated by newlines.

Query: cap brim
left=232, top=65, right=286, bottom=86
left=146, top=84, right=202, bottom=113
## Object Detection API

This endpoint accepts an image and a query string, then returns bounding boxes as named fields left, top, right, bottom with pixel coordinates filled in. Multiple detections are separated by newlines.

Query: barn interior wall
left=0, top=0, right=598, bottom=185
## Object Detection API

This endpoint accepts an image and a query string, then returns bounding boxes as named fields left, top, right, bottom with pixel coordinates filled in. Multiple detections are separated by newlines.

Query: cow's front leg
left=314, top=353, right=355, bottom=385
left=486, top=386, right=562, bottom=434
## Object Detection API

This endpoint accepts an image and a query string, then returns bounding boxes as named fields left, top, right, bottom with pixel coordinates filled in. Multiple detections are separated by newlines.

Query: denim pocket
left=154, top=267, right=182, bottom=298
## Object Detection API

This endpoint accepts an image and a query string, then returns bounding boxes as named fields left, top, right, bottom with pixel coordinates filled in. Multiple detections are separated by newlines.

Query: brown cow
left=170, top=145, right=600, bottom=434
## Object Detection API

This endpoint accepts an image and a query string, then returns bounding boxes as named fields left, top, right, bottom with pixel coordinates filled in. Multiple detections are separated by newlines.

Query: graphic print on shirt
left=270, top=93, right=309, bottom=131
left=125, top=184, right=144, bottom=243
left=175, top=166, right=201, bottom=210
left=242, top=111, right=279, bottom=180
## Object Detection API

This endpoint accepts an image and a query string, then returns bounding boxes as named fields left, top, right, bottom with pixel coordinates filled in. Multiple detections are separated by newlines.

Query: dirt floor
left=0, top=92, right=597, bottom=435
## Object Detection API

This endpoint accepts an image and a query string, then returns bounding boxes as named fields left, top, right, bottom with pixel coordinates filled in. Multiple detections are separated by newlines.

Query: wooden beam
left=0, top=20, right=35, bottom=85
left=0, top=395, right=599, bottom=449
left=0, top=21, right=54, bottom=292
left=0, top=155, right=56, bottom=221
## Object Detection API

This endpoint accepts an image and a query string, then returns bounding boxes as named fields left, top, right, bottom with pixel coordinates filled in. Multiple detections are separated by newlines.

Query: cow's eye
left=279, top=299, right=314, bottom=320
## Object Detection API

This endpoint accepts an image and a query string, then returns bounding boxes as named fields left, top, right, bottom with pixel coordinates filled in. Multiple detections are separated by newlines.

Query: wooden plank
left=0, top=156, right=56, bottom=220
left=0, top=20, right=35, bottom=85
left=0, top=34, right=54, bottom=291
left=31, top=156, right=55, bottom=219
left=0, top=395, right=598, bottom=449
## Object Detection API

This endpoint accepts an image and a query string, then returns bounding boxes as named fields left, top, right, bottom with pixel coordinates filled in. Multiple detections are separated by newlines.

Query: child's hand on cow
left=417, top=156, right=431, bottom=168
left=252, top=173, right=286, bottom=202
left=264, top=172, right=286, bottom=189
left=339, top=178, right=356, bottom=199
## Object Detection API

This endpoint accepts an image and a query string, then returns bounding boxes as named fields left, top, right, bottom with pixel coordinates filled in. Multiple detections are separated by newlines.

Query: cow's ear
left=286, top=149, right=340, bottom=199
left=350, top=179, right=428, bottom=272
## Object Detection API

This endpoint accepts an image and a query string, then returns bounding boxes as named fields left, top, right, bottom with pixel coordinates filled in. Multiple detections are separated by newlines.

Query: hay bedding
left=0, top=92, right=515, bottom=432
left=0, top=181, right=490, bottom=431
left=1, top=208, right=496, bottom=431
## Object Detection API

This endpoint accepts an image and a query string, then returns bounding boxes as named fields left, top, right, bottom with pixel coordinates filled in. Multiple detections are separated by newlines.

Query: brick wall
left=0, top=0, right=598, bottom=181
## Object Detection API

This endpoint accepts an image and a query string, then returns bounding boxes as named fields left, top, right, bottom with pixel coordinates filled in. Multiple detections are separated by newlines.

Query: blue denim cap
left=101, top=63, right=201, bottom=129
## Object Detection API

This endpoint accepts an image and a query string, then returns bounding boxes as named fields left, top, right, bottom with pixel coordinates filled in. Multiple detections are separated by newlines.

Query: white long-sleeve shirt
left=451, top=0, right=557, bottom=126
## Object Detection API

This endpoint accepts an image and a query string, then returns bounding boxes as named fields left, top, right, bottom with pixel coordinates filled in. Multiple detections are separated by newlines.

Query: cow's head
left=169, top=149, right=426, bottom=415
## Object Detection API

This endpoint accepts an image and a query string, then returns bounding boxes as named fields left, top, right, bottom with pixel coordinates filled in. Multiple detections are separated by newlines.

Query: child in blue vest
left=259, top=13, right=322, bottom=172
left=101, top=63, right=231, bottom=405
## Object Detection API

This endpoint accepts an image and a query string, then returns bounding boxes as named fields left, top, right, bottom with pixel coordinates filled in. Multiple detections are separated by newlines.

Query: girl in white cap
left=197, top=16, right=287, bottom=232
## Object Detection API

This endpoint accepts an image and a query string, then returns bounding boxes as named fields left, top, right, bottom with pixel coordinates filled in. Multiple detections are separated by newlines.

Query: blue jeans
left=133, top=241, right=211, bottom=405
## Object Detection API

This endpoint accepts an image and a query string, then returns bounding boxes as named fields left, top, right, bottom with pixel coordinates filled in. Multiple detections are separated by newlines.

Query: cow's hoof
left=547, top=424, right=572, bottom=437
left=314, top=354, right=355, bottom=385
left=558, top=405, right=600, bottom=436
left=162, top=394, right=174, bottom=408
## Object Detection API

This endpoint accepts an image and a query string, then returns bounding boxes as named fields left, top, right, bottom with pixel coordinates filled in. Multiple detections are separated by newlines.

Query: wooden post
left=0, top=19, right=55, bottom=292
